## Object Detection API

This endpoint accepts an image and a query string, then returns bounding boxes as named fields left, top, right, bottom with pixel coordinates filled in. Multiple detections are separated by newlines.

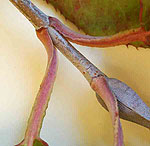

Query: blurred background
left=0, top=0, right=150, bottom=146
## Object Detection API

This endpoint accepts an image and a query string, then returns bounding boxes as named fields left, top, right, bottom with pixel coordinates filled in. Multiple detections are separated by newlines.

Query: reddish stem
left=91, top=76, right=124, bottom=146
left=17, top=28, right=58, bottom=146
left=49, top=17, right=150, bottom=48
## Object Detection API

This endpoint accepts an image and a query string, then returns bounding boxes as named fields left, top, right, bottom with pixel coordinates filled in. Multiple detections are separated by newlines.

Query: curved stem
left=47, top=27, right=105, bottom=83
left=49, top=17, right=150, bottom=48
left=9, top=1, right=149, bottom=146
left=17, top=28, right=58, bottom=146
left=10, top=0, right=150, bottom=49
left=91, top=76, right=124, bottom=146
left=48, top=26, right=124, bottom=146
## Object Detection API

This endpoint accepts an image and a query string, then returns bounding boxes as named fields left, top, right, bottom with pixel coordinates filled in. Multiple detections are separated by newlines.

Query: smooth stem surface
left=91, top=76, right=124, bottom=146
left=17, top=29, right=58, bottom=146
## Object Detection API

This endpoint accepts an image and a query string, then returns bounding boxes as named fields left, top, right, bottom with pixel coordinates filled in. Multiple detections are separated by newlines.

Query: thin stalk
left=9, top=0, right=104, bottom=84
left=9, top=0, right=49, bottom=29
left=9, top=1, right=149, bottom=146
left=47, top=27, right=124, bottom=146
left=47, top=27, right=105, bottom=83
left=16, top=29, right=58, bottom=146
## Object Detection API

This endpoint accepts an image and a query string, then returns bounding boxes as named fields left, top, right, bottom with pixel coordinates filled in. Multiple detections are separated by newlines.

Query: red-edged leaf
left=49, top=17, right=150, bottom=48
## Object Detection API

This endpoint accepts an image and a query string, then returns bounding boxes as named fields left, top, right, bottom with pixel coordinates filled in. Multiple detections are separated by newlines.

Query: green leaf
left=46, top=0, right=150, bottom=48
left=33, top=139, right=49, bottom=146
left=33, top=139, right=45, bottom=146
left=47, top=0, right=150, bottom=35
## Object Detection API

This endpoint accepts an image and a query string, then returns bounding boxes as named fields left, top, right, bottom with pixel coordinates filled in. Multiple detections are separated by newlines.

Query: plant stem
left=47, top=27, right=124, bottom=146
left=47, top=27, right=105, bottom=83
left=17, top=28, right=58, bottom=146
left=10, top=0, right=49, bottom=29
left=9, top=1, right=149, bottom=146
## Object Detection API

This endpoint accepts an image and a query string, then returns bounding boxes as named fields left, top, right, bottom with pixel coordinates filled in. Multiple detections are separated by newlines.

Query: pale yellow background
left=0, top=1, right=150, bottom=146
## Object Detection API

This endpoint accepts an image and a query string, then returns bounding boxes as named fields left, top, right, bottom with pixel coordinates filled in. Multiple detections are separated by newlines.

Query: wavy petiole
left=10, top=1, right=150, bottom=146
left=16, top=28, right=58, bottom=146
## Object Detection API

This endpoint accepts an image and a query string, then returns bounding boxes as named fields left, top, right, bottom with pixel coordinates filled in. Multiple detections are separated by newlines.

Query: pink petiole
left=9, top=0, right=150, bottom=146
